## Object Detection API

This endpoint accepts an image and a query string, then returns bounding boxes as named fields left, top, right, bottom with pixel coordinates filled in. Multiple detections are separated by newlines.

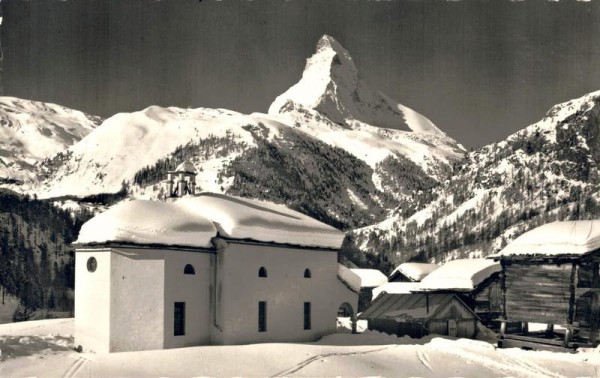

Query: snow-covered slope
left=0, top=97, right=100, bottom=185
left=269, top=35, right=465, bottom=184
left=351, top=90, right=600, bottom=264
left=36, top=105, right=396, bottom=229
left=31, top=35, right=466, bottom=230
left=39, top=106, right=260, bottom=198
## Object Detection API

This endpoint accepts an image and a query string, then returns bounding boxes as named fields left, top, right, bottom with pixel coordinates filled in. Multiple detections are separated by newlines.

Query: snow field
left=1, top=318, right=599, bottom=377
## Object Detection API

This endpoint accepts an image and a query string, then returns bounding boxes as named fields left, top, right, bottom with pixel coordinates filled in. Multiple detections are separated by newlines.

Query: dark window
left=87, top=257, right=97, bottom=273
left=304, top=268, right=311, bottom=278
left=184, top=264, right=195, bottom=275
left=174, top=302, right=185, bottom=336
left=304, top=302, right=311, bottom=330
left=258, top=267, right=267, bottom=278
left=258, top=301, right=267, bottom=332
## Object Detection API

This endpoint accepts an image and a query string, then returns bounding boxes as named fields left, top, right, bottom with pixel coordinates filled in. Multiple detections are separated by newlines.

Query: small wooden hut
left=490, top=220, right=600, bottom=350
left=388, top=263, right=439, bottom=282
left=415, top=259, right=503, bottom=324
left=359, top=293, right=478, bottom=338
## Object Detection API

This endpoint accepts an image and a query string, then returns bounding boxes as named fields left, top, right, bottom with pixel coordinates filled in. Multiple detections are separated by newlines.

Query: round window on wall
left=87, top=257, right=97, bottom=272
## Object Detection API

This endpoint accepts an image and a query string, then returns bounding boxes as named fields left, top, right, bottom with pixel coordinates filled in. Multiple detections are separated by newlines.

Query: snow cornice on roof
left=75, top=193, right=345, bottom=250
left=489, top=220, right=600, bottom=260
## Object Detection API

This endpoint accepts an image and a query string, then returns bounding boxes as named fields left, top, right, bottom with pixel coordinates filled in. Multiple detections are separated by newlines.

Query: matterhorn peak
left=269, top=35, right=447, bottom=136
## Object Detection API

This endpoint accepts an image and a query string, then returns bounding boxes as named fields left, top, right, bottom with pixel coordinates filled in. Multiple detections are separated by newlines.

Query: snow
left=491, top=220, right=600, bottom=258
left=337, top=264, right=362, bottom=293
left=76, top=193, right=344, bottom=249
left=390, top=262, right=439, bottom=282
left=267, top=35, right=465, bottom=181
left=1, top=318, right=599, bottom=377
left=269, top=35, right=448, bottom=136
left=75, top=199, right=217, bottom=248
left=418, top=259, right=501, bottom=292
left=372, top=282, right=421, bottom=299
left=172, top=161, right=196, bottom=174
left=177, top=193, right=344, bottom=249
left=0, top=96, right=99, bottom=185
left=348, top=268, right=388, bottom=288
left=37, top=106, right=273, bottom=198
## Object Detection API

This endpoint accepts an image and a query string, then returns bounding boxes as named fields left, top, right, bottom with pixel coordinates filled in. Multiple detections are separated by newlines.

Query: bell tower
left=165, top=161, right=197, bottom=198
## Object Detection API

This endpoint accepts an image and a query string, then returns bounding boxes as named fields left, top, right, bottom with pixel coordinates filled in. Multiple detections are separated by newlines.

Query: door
left=448, top=319, right=457, bottom=337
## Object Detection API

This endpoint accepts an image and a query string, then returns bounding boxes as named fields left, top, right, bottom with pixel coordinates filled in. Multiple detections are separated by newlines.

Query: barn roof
left=389, top=263, right=439, bottom=282
left=349, top=269, right=388, bottom=288
left=416, top=258, right=501, bottom=292
left=490, top=220, right=600, bottom=259
left=75, top=193, right=344, bottom=249
left=338, top=264, right=362, bottom=293
left=372, top=282, right=421, bottom=300
left=358, top=293, right=476, bottom=321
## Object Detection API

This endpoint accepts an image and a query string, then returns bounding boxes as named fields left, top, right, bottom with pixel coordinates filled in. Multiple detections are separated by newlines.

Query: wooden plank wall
left=504, top=264, right=572, bottom=324
left=456, top=320, right=476, bottom=338
left=474, top=278, right=503, bottom=320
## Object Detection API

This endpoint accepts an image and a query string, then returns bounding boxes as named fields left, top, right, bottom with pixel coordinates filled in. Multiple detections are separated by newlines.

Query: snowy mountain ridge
left=0, top=35, right=465, bottom=231
left=268, top=35, right=465, bottom=185
left=350, top=90, right=600, bottom=265
left=269, top=35, right=449, bottom=136
left=0, top=97, right=101, bottom=185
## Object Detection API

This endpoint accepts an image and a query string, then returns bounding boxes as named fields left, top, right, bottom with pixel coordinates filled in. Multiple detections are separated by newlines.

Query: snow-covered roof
left=372, top=282, right=421, bottom=300
left=337, top=264, right=362, bottom=293
left=417, top=259, right=501, bottom=292
left=75, top=193, right=344, bottom=250
left=75, top=200, right=217, bottom=248
left=177, top=193, right=344, bottom=249
left=490, top=220, right=600, bottom=259
left=389, top=263, right=439, bottom=282
left=172, top=161, right=196, bottom=174
left=349, top=269, right=388, bottom=288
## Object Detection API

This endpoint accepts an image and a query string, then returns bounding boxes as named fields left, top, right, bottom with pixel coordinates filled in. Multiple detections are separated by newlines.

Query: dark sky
left=2, top=0, right=600, bottom=148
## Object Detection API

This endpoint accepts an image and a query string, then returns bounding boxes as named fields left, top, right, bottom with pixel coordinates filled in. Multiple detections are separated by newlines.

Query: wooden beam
left=503, top=333, right=565, bottom=346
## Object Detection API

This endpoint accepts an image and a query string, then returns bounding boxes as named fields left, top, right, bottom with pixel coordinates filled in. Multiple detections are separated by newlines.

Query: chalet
left=490, top=220, right=600, bottom=350
left=359, top=292, right=478, bottom=339
left=388, top=262, right=439, bottom=282
left=73, top=165, right=358, bottom=353
left=415, top=259, right=502, bottom=324
left=348, top=269, right=388, bottom=312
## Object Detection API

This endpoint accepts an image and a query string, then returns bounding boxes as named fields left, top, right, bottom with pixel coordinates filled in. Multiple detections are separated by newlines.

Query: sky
left=2, top=0, right=600, bottom=148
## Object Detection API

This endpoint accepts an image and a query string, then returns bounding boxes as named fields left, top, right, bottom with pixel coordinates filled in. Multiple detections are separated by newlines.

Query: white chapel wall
left=163, top=250, right=212, bottom=348
left=74, top=250, right=112, bottom=353
left=109, top=249, right=165, bottom=352
left=214, top=242, right=348, bottom=345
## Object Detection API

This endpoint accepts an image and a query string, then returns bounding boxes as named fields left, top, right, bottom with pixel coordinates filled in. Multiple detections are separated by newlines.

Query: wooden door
left=448, top=319, right=457, bottom=337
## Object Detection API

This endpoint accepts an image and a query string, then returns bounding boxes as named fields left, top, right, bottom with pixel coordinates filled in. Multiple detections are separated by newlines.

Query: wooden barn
left=490, top=220, right=600, bottom=350
left=359, top=293, right=478, bottom=339
left=388, top=263, right=439, bottom=282
left=348, top=269, right=388, bottom=312
left=415, top=259, right=502, bottom=324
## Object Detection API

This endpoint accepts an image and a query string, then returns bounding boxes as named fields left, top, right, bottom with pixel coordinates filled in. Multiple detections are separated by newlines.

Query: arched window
left=184, top=264, right=195, bottom=275
left=304, top=268, right=311, bottom=278
left=258, top=266, right=267, bottom=278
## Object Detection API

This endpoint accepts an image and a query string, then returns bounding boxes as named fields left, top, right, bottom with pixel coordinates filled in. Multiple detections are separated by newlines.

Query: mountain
left=0, top=97, right=101, bottom=187
left=350, top=90, right=600, bottom=267
left=32, top=35, right=463, bottom=229
left=268, top=35, right=464, bottom=206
